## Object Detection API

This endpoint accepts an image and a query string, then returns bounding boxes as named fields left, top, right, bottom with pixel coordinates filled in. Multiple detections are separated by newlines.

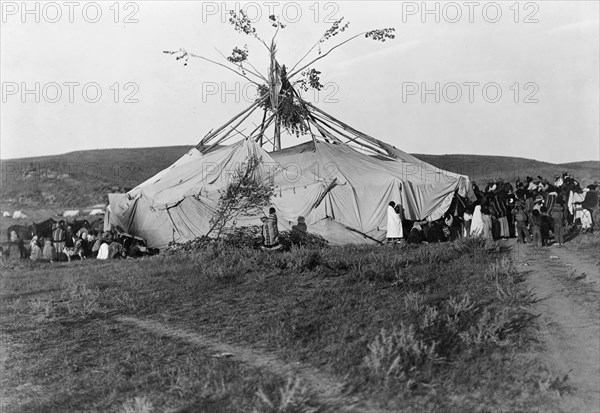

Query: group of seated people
left=28, top=220, right=151, bottom=262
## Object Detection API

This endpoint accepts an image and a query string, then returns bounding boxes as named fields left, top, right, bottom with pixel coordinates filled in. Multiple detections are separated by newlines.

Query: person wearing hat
left=554, top=174, right=563, bottom=188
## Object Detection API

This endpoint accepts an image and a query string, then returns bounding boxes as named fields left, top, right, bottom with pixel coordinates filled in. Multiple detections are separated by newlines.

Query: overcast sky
left=1, top=1, right=598, bottom=163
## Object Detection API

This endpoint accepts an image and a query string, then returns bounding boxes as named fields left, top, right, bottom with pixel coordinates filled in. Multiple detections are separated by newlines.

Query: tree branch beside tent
left=206, top=154, right=275, bottom=239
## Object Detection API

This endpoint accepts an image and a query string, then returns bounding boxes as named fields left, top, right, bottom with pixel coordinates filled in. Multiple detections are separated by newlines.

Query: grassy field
left=1, top=238, right=568, bottom=412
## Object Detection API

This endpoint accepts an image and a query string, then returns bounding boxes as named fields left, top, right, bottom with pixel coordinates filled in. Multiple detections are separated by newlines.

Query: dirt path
left=511, top=240, right=600, bottom=412
left=550, top=243, right=600, bottom=291
left=117, top=316, right=386, bottom=413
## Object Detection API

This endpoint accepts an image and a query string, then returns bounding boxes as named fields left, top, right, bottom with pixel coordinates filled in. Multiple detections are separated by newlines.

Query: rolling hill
left=1, top=145, right=598, bottom=210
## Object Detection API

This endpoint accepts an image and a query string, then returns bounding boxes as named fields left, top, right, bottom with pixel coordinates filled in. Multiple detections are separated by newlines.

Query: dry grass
left=0, top=239, right=561, bottom=411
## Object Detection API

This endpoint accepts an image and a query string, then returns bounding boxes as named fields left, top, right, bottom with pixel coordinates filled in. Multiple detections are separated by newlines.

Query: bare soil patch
left=512, top=240, right=600, bottom=412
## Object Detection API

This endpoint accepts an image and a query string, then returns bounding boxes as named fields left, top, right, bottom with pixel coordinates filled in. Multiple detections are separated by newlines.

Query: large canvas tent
left=108, top=134, right=474, bottom=249
left=108, top=19, right=475, bottom=249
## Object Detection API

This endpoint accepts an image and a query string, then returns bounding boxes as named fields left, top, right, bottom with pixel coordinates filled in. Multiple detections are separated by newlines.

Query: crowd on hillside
left=388, top=172, right=599, bottom=247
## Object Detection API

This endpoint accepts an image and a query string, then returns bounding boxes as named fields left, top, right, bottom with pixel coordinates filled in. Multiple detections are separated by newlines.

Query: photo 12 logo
left=1, top=1, right=140, bottom=24
left=401, top=82, right=539, bottom=103
left=1, top=82, right=140, bottom=103
left=201, top=1, right=341, bottom=24
left=1, top=161, right=144, bottom=184
left=200, top=81, right=340, bottom=104
left=400, top=1, right=540, bottom=24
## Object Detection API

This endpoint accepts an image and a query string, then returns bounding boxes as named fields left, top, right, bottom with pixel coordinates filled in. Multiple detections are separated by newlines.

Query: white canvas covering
left=63, top=210, right=80, bottom=217
left=3, top=211, right=10, bottom=218
left=109, top=138, right=474, bottom=249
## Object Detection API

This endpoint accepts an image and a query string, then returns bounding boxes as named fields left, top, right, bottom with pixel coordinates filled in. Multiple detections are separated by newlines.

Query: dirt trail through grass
left=511, top=240, right=600, bottom=412
left=116, top=316, right=385, bottom=412
left=550, top=243, right=600, bottom=291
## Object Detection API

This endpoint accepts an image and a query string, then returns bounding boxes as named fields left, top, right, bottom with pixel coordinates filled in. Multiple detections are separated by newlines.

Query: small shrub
left=122, top=396, right=153, bottom=413
left=458, top=307, right=513, bottom=347
left=111, top=290, right=137, bottom=311
left=420, top=306, right=440, bottom=330
left=446, top=293, right=475, bottom=315
left=278, top=231, right=329, bottom=250
left=403, top=292, right=425, bottom=314
left=485, top=256, right=516, bottom=281
left=29, top=298, right=56, bottom=319
left=364, top=325, right=438, bottom=387
left=288, top=249, right=322, bottom=272
left=255, top=376, right=317, bottom=413
left=62, top=283, right=101, bottom=316
left=451, top=236, right=488, bottom=255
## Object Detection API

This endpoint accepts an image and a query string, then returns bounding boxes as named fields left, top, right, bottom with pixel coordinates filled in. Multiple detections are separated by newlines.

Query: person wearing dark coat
left=291, top=216, right=308, bottom=246
left=406, top=221, right=425, bottom=244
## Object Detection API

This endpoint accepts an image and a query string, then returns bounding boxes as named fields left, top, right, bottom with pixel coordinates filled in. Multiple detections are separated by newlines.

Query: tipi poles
left=202, top=96, right=267, bottom=152
left=310, top=112, right=389, bottom=157
left=306, top=103, right=394, bottom=155
left=197, top=94, right=267, bottom=149
left=254, top=113, right=277, bottom=145
left=258, top=108, right=268, bottom=147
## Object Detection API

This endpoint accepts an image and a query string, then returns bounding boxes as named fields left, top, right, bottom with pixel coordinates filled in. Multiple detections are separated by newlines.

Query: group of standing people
left=385, top=172, right=598, bottom=247
left=465, top=173, right=598, bottom=246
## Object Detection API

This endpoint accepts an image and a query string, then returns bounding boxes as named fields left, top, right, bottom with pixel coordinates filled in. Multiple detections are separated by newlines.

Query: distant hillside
left=413, top=154, right=599, bottom=186
left=559, top=160, right=600, bottom=170
left=1, top=146, right=598, bottom=209
left=0, top=146, right=190, bottom=208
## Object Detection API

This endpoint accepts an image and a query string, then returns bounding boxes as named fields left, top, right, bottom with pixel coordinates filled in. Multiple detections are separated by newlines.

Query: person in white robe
left=470, top=205, right=484, bottom=236
left=386, top=202, right=403, bottom=243
left=97, top=243, right=109, bottom=260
